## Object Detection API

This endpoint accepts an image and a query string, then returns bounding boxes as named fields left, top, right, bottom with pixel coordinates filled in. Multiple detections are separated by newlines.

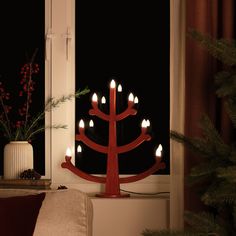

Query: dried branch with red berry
left=0, top=50, right=90, bottom=142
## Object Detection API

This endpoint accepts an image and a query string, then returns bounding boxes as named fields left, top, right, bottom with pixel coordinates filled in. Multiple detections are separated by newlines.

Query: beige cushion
left=33, top=189, right=93, bottom=236
left=0, top=188, right=93, bottom=236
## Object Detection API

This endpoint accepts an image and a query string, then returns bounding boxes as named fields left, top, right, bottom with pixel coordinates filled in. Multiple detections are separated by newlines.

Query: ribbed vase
left=4, top=141, right=34, bottom=179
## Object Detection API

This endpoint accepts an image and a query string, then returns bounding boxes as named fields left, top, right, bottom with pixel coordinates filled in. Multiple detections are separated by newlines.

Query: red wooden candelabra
left=61, top=79, right=166, bottom=198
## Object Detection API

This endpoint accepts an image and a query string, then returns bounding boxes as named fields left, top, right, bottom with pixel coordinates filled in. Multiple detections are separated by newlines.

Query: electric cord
left=120, top=188, right=170, bottom=196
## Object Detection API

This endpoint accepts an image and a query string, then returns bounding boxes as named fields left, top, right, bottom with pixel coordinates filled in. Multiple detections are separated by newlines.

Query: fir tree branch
left=186, top=174, right=211, bottom=186
left=225, top=99, right=236, bottom=128
left=198, top=115, right=231, bottom=159
left=184, top=211, right=226, bottom=236
left=228, top=148, right=236, bottom=164
left=233, top=205, right=236, bottom=229
left=170, top=131, right=216, bottom=158
left=201, top=181, right=236, bottom=206
left=171, top=114, right=230, bottom=162
left=214, top=71, right=236, bottom=98
left=217, top=166, right=236, bottom=183
left=189, top=161, right=220, bottom=178
left=187, top=28, right=236, bottom=66
left=199, top=114, right=224, bottom=146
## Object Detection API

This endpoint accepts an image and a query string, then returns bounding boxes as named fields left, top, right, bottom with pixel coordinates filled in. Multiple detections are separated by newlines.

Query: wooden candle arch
left=61, top=79, right=166, bottom=198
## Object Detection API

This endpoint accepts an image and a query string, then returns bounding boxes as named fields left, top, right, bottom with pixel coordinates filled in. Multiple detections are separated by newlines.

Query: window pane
left=76, top=1, right=169, bottom=174
left=0, top=1, right=45, bottom=175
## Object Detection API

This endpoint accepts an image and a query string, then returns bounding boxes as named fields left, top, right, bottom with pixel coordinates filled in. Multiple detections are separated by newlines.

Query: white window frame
left=169, top=0, right=185, bottom=229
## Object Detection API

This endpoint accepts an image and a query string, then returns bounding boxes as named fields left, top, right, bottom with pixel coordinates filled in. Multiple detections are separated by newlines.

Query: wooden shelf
left=0, top=179, right=51, bottom=189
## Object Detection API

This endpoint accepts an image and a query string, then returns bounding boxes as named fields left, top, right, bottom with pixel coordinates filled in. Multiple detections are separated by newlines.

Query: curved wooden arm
left=117, top=133, right=151, bottom=153
left=119, top=158, right=166, bottom=183
left=116, top=108, right=137, bottom=121
left=89, top=107, right=110, bottom=121
left=76, top=134, right=108, bottom=153
left=61, top=156, right=106, bottom=183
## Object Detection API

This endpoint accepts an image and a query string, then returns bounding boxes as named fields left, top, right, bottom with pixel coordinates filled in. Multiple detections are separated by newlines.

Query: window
left=75, top=1, right=170, bottom=174
left=0, top=0, right=171, bottom=193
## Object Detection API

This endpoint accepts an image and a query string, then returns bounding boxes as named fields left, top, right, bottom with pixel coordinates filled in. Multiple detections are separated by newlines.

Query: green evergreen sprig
left=217, top=166, right=236, bottom=183
left=214, top=71, right=236, bottom=98
left=143, top=211, right=227, bottom=236
left=224, top=99, right=236, bottom=128
left=21, top=87, right=90, bottom=141
left=188, top=28, right=236, bottom=67
left=184, top=211, right=227, bottom=236
left=170, top=130, right=215, bottom=158
left=201, top=181, right=236, bottom=205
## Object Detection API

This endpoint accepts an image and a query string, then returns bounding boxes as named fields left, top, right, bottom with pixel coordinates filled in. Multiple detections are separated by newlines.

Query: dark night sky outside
left=0, top=1, right=45, bottom=175
left=75, top=1, right=170, bottom=174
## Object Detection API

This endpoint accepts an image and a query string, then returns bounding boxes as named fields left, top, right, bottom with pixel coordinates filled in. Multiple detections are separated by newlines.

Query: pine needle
left=187, top=28, right=236, bottom=66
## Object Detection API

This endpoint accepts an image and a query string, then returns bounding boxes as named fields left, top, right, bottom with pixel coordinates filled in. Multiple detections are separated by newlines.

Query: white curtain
left=170, top=0, right=185, bottom=229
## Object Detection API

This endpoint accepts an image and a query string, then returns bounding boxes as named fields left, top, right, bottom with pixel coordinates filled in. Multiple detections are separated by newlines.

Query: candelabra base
left=95, top=193, right=130, bottom=198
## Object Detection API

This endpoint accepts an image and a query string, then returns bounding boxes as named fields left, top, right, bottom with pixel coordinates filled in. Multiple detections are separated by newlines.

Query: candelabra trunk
left=96, top=88, right=129, bottom=197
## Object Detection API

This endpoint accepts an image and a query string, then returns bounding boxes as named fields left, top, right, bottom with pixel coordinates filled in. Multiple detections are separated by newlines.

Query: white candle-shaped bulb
left=128, top=93, right=134, bottom=102
left=66, top=147, right=72, bottom=157
left=89, top=119, right=94, bottom=127
left=92, top=93, right=98, bottom=103
left=134, top=96, right=139, bottom=104
left=118, top=84, right=122, bottom=92
left=101, top=96, right=106, bottom=104
left=77, top=145, right=82, bottom=153
left=141, top=119, right=147, bottom=128
left=110, top=79, right=116, bottom=88
left=155, top=144, right=163, bottom=157
left=79, top=119, right=85, bottom=128
left=146, top=119, right=150, bottom=127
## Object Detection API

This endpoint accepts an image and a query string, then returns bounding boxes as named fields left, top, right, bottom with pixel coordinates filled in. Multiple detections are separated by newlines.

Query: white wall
left=91, top=196, right=169, bottom=236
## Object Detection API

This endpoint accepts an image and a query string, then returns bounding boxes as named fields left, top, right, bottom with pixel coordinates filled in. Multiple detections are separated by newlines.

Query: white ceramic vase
left=3, top=141, right=34, bottom=179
